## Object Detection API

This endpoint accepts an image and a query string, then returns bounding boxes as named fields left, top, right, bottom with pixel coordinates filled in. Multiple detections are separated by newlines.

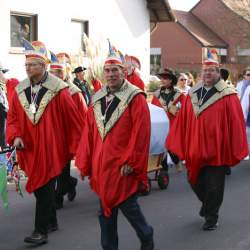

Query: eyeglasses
left=203, top=68, right=217, bottom=73
left=179, top=79, right=187, bottom=81
left=24, top=63, right=41, bottom=68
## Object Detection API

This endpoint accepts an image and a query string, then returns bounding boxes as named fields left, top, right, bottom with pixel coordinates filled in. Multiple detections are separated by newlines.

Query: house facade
left=151, top=0, right=250, bottom=81
left=0, top=0, right=174, bottom=80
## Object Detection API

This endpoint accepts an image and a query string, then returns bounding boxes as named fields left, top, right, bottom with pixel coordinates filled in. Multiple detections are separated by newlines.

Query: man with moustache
left=7, top=40, right=82, bottom=245
left=167, top=59, right=248, bottom=231
left=76, top=50, right=154, bottom=250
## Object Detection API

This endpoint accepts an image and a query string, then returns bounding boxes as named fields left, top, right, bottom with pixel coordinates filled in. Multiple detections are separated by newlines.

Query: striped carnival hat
left=49, top=51, right=65, bottom=70
left=22, top=39, right=51, bottom=64
left=56, top=53, right=71, bottom=65
left=202, top=58, right=219, bottom=67
left=104, top=39, right=124, bottom=67
left=56, top=52, right=72, bottom=74
left=125, top=55, right=141, bottom=70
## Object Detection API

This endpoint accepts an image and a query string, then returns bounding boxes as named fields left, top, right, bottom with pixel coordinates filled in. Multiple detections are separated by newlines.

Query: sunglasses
left=180, top=78, right=187, bottom=81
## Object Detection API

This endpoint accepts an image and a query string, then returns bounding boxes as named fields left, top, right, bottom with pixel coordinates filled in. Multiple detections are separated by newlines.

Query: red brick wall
left=151, top=22, right=203, bottom=73
left=192, top=0, right=250, bottom=64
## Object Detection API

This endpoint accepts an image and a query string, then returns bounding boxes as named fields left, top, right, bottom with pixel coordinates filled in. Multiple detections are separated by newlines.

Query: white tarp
left=148, top=103, right=169, bottom=155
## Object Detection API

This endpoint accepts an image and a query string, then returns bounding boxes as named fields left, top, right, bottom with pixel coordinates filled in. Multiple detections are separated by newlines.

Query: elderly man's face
left=202, top=66, right=220, bottom=86
left=50, top=68, right=65, bottom=81
left=76, top=71, right=84, bottom=81
left=103, top=65, right=125, bottom=90
left=125, top=63, right=133, bottom=76
left=25, top=58, right=45, bottom=79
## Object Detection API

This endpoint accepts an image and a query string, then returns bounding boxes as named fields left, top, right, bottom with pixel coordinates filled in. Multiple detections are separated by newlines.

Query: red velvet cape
left=127, top=70, right=145, bottom=91
left=166, top=94, right=248, bottom=185
left=6, top=78, right=19, bottom=103
left=91, top=79, right=102, bottom=93
left=72, top=92, right=88, bottom=124
left=76, top=94, right=150, bottom=216
left=7, top=88, right=82, bottom=193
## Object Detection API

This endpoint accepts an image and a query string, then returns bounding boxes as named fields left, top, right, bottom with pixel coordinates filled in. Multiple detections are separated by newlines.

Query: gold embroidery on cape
left=16, top=73, right=68, bottom=125
left=18, top=92, right=34, bottom=123
left=67, top=81, right=81, bottom=96
left=15, top=79, right=30, bottom=94
left=93, top=80, right=143, bottom=140
left=92, top=87, right=107, bottom=104
left=190, top=80, right=237, bottom=116
left=156, top=88, right=182, bottom=112
left=93, top=101, right=105, bottom=139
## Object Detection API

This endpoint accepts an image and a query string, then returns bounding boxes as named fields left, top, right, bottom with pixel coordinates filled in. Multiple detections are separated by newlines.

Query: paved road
left=1, top=161, right=250, bottom=250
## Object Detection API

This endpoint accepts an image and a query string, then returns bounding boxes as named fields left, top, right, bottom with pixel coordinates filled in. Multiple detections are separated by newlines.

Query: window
left=71, top=19, right=89, bottom=53
left=10, top=12, right=37, bottom=48
left=220, top=55, right=227, bottom=64
left=150, top=48, right=161, bottom=74
left=238, top=56, right=250, bottom=64
left=237, top=48, right=250, bottom=64
left=150, top=54, right=161, bottom=74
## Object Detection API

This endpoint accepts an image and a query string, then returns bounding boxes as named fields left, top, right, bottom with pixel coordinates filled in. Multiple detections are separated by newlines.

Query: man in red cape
left=0, top=64, right=19, bottom=147
left=166, top=59, right=248, bottom=230
left=49, top=53, right=88, bottom=208
left=5, top=78, right=19, bottom=102
left=7, top=41, right=82, bottom=244
left=76, top=51, right=154, bottom=250
left=125, top=55, right=145, bottom=91
left=151, top=69, right=185, bottom=172
left=0, top=65, right=19, bottom=103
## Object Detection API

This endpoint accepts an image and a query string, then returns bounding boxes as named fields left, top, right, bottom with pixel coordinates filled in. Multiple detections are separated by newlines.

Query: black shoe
left=68, top=178, right=78, bottom=201
left=202, top=221, right=218, bottom=231
left=47, top=223, right=59, bottom=233
left=141, top=239, right=154, bottom=250
left=24, top=232, right=48, bottom=244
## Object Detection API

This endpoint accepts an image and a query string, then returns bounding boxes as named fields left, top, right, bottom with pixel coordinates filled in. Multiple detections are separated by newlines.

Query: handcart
left=147, top=153, right=169, bottom=192
left=142, top=103, right=170, bottom=195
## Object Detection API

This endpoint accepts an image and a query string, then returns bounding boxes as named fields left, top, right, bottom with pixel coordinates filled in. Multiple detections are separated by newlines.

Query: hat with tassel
left=22, top=39, right=51, bottom=64
left=104, top=39, right=124, bottom=68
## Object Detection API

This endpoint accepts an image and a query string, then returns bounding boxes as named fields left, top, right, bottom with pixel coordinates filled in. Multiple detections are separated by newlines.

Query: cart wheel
left=140, top=179, right=151, bottom=196
left=157, top=171, right=169, bottom=190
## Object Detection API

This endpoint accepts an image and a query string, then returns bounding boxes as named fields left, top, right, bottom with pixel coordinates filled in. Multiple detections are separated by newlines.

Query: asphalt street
left=1, top=161, right=250, bottom=250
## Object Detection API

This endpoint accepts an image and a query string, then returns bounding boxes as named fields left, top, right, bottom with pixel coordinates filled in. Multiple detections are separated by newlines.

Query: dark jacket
left=73, top=78, right=91, bottom=105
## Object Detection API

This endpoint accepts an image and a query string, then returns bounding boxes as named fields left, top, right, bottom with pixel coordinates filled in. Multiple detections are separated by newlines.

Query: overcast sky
left=168, top=0, right=200, bottom=11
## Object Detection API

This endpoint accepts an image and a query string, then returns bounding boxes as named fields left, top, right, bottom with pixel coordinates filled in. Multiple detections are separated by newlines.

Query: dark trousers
left=34, top=178, right=57, bottom=235
left=168, top=151, right=180, bottom=165
left=55, top=161, right=77, bottom=203
left=161, top=151, right=180, bottom=171
left=191, top=166, right=226, bottom=223
left=99, top=194, right=153, bottom=250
